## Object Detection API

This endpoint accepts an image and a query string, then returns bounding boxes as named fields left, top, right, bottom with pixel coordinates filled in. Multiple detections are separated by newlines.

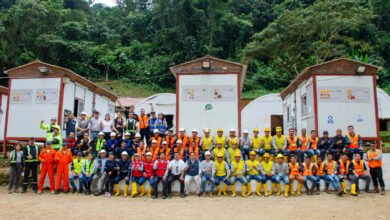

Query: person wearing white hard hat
left=91, top=150, right=108, bottom=196
left=150, top=129, right=162, bottom=148
left=176, top=128, right=188, bottom=147
left=158, top=141, right=171, bottom=160
left=200, top=151, right=216, bottom=197
left=122, top=132, right=132, bottom=150
left=107, top=132, right=119, bottom=153
left=214, top=128, right=227, bottom=148
left=189, top=129, right=200, bottom=149
left=132, top=133, right=142, bottom=149
left=154, top=113, right=168, bottom=138
left=171, top=139, right=186, bottom=161
left=150, top=139, right=160, bottom=160
left=40, top=116, right=61, bottom=140
left=227, top=128, right=238, bottom=149
left=240, top=130, right=252, bottom=160
left=123, top=112, right=138, bottom=140
left=164, top=129, right=175, bottom=149
left=76, top=111, right=89, bottom=141
left=114, top=151, right=131, bottom=196
left=93, top=132, right=107, bottom=156
left=200, top=129, right=213, bottom=159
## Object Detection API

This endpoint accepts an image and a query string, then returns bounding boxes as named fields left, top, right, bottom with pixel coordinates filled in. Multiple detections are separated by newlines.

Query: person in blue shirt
left=154, top=113, right=167, bottom=138
left=104, top=152, right=117, bottom=197
left=115, top=141, right=132, bottom=159
left=107, top=133, right=118, bottom=153
left=64, top=113, right=77, bottom=139
left=123, top=132, right=132, bottom=149
left=318, top=131, right=335, bottom=161
left=114, top=151, right=132, bottom=197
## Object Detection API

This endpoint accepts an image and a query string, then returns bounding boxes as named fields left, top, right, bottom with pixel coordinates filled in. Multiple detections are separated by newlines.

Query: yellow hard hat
left=263, top=153, right=271, bottom=158
left=216, top=140, right=224, bottom=145
left=216, top=153, right=223, bottom=158
left=253, top=128, right=259, bottom=133
left=264, top=127, right=271, bottom=132
left=217, top=128, right=223, bottom=132
left=276, top=154, right=284, bottom=158
left=276, top=127, right=282, bottom=132
left=234, top=152, right=241, bottom=157
left=204, top=128, right=211, bottom=133
left=232, top=140, right=238, bottom=145
left=249, top=151, right=256, bottom=156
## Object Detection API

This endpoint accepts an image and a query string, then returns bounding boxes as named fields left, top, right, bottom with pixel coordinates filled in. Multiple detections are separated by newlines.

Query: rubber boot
left=297, top=183, right=302, bottom=195
left=283, top=156, right=288, bottom=163
left=276, top=183, right=281, bottom=196
left=269, top=183, right=276, bottom=195
left=256, top=183, right=262, bottom=196
left=341, top=181, right=347, bottom=193
left=139, top=185, right=145, bottom=197
left=114, top=184, right=120, bottom=196
left=313, top=155, right=317, bottom=163
left=222, top=185, right=229, bottom=196
left=242, top=185, right=248, bottom=197
left=290, top=184, right=295, bottom=195
left=231, top=185, right=236, bottom=197
left=247, top=184, right=252, bottom=196
left=130, top=183, right=137, bottom=197
left=351, top=184, right=358, bottom=196
left=263, top=184, right=268, bottom=197
left=217, top=185, right=222, bottom=196
left=124, top=184, right=129, bottom=197
left=147, top=187, right=152, bottom=197
left=284, top=185, right=289, bottom=197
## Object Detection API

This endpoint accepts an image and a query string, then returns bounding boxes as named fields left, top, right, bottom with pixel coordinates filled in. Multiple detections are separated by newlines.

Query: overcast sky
left=94, top=0, right=117, bottom=7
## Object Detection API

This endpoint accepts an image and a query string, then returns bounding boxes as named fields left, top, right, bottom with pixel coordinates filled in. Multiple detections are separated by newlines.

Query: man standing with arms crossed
left=22, top=137, right=40, bottom=193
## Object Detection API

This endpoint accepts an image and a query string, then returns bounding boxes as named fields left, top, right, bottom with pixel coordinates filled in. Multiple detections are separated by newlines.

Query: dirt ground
left=0, top=187, right=389, bottom=220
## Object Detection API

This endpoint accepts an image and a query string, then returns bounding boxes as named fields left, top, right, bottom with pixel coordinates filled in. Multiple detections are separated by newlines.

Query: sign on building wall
left=35, top=88, right=59, bottom=104
left=10, top=89, right=33, bottom=104
left=318, top=86, right=370, bottom=103
left=182, top=85, right=237, bottom=102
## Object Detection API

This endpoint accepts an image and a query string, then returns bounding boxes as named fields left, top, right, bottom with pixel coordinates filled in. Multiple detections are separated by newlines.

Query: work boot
left=372, top=186, right=379, bottom=193
left=125, top=184, right=130, bottom=197
left=114, top=184, right=120, bottom=196
left=276, top=184, right=281, bottom=196
left=324, top=186, right=329, bottom=194
left=147, top=187, right=152, bottom=197
left=222, top=185, right=229, bottom=196
left=209, top=192, right=213, bottom=198
left=54, top=190, right=60, bottom=194
left=290, top=185, right=295, bottom=195
left=63, top=190, right=68, bottom=194
left=231, top=185, right=236, bottom=197
left=217, top=185, right=222, bottom=196
left=242, top=185, right=248, bottom=198
left=255, top=183, right=262, bottom=196
left=297, top=183, right=302, bottom=196
left=380, top=187, right=385, bottom=195
left=247, top=184, right=252, bottom=196
left=284, top=185, right=289, bottom=197
left=351, top=184, right=358, bottom=196
left=316, top=186, right=320, bottom=195
left=262, top=184, right=268, bottom=197
left=202, top=192, right=206, bottom=198
left=72, top=188, right=77, bottom=193
left=340, top=181, right=347, bottom=194
left=269, top=183, right=276, bottom=196
left=337, top=188, right=344, bottom=196
left=130, top=183, right=137, bottom=197
left=139, top=185, right=146, bottom=197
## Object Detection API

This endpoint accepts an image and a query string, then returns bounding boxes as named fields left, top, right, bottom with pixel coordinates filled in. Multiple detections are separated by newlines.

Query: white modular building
left=0, top=86, right=8, bottom=143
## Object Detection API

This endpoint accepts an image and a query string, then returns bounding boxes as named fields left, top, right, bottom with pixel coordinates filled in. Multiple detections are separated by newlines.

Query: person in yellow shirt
left=245, top=151, right=263, bottom=196
left=230, top=152, right=248, bottom=197
left=259, top=128, right=275, bottom=161
left=251, top=128, right=262, bottom=154
left=214, top=128, right=228, bottom=148
left=227, top=128, right=238, bottom=149
left=214, top=153, right=231, bottom=196
left=272, top=127, right=288, bottom=162
left=40, top=117, right=61, bottom=140
left=200, top=128, right=213, bottom=157
left=228, top=140, right=242, bottom=163
left=212, top=141, right=228, bottom=162
left=260, top=153, right=276, bottom=197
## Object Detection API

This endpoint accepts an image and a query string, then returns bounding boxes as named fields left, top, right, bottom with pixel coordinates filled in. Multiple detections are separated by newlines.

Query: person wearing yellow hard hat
left=230, top=151, right=248, bottom=197
left=240, top=130, right=251, bottom=160
left=227, top=128, right=238, bottom=149
left=214, top=153, right=231, bottom=196
left=251, top=128, right=262, bottom=155
left=214, top=128, right=227, bottom=148
left=274, top=154, right=290, bottom=197
left=260, top=153, right=276, bottom=197
left=212, top=140, right=227, bottom=162
left=259, top=127, right=275, bottom=162
left=272, top=127, right=288, bottom=162
left=200, top=128, right=213, bottom=158
left=228, top=140, right=242, bottom=163
left=245, top=151, right=263, bottom=196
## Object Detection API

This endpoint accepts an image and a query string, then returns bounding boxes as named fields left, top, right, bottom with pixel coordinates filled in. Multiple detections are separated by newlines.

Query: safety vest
left=144, top=160, right=154, bottom=178
left=215, top=160, right=227, bottom=176
left=262, top=136, right=273, bottom=150
left=325, top=160, right=336, bottom=174
left=289, top=162, right=301, bottom=175
left=10, top=150, right=23, bottom=164
left=299, top=136, right=309, bottom=151
left=73, top=159, right=85, bottom=174
left=149, top=117, right=157, bottom=132
left=309, top=137, right=318, bottom=149
left=231, top=160, right=245, bottom=177
left=261, top=161, right=273, bottom=173
left=228, top=148, right=241, bottom=163
left=165, top=136, right=175, bottom=148
left=201, top=136, right=213, bottom=150
left=246, top=160, right=260, bottom=175
left=274, top=135, right=285, bottom=149
left=213, top=147, right=226, bottom=161
left=151, top=136, right=162, bottom=147
left=227, top=136, right=238, bottom=149
left=251, top=136, right=262, bottom=150
left=177, top=136, right=188, bottom=147
left=367, top=150, right=382, bottom=168
left=188, top=147, right=200, bottom=160
left=287, top=136, right=298, bottom=151
left=138, top=115, right=149, bottom=129
left=189, top=137, right=200, bottom=148
left=215, top=136, right=226, bottom=147
left=25, top=145, right=39, bottom=162
left=95, top=139, right=106, bottom=152
left=346, top=133, right=360, bottom=149
left=303, top=163, right=313, bottom=176
left=155, top=119, right=166, bottom=134
left=159, top=148, right=171, bottom=160
left=155, top=159, right=168, bottom=176
left=150, top=147, right=160, bottom=160
left=137, top=147, right=146, bottom=156
left=352, top=160, right=364, bottom=175
left=173, top=148, right=185, bottom=160
left=125, top=119, right=137, bottom=133
left=314, top=162, right=325, bottom=176
left=338, top=160, right=350, bottom=175
left=132, top=161, right=143, bottom=177
left=85, top=159, right=96, bottom=175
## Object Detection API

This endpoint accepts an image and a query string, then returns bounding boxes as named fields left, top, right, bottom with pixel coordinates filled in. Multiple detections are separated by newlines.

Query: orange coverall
left=55, top=149, right=73, bottom=191
left=38, top=148, right=57, bottom=191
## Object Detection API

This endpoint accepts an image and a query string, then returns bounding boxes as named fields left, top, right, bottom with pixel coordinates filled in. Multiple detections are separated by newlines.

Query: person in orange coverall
left=54, top=142, right=73, bottom=194
left=38, top=141, right=56, bottom=194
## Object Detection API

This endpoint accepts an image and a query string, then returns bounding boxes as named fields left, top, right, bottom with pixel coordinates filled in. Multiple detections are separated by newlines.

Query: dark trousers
left=105, top=174, right=116, bottom=193
left=166, top=174, right=184, bottom=195
left=104, top=132, right=111, bottom=141
left=9, top=164, right=22, bottom=191
left=320, top=148, right=335, bottom=161
left=348, top=174, right=371, bottom=192
left=370, top=167, right=385, bottom=188
left=140, top=128, right=150, bottom=145
left=23, top=163, right=38, bottom=190
left=153, top=175, right=167, bottom=196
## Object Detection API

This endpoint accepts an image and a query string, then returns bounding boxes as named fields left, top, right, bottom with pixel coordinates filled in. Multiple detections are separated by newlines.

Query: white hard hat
left=98, top=132, right=104, bottom=136
left=153, top=129, right=159, bottom=133
left=162, top=141, right=167, bottom=145
left=51, top=117, right=57, bottom=120
left=81, top=112, right=86, bottom=115
left=124, top=132, right=131, bottom=136
left=110, top=132, right=116, bottom=137
left=229, top=128, right=236, bottom=132
left=204, top=128, right=211, bottom=133
left=135, top=133, right=141, bottom=138
left=243, top=129, right=249, bottom=134
left=152, top=140, right=157, bottom=143
left=179, top=128, right=185, bottom=132
left=99, top=150, right=106, bottom=154
left=176, top=140, right=182, bottom=144
left=146, top=152, right=152, bottom=156
left=192, top=129, right=198, bottom=133
left=205, top=151, right=211, bottom=156
left=121, top=151, right=128, bottom=156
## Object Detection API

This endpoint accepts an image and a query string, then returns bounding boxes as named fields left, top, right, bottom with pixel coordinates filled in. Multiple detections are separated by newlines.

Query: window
left=301, top=94, right=307, bottom=115
left=74, top=99, right=85, bottom=117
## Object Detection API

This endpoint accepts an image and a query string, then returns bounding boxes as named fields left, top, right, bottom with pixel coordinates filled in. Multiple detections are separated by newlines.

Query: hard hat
left=204, top=128, right=211, bottom=133
left=99, top=149, right=106, bottom=154
left=81, top=111, right=86, bottom=115
left=62, top=142, right=67, bottom=146
left=249, top=151, right=256, bottom=156
left=216, top=153, right=223, bottom=158
left=162, top=141, right=167, bottom=145
left=276, top=154, right=284, bottom=158
left=50, top=117, right=57, bottom=120
left=179, top=128, right=186, bottom=132
left=121, top=151, right=128, bottom=156
left=46, top=141, right=52, bottom=145
left=204, top=151, right=211, bottom=156
left=176, top=140, right=182, bottom=144
left=216, top=140, right=223, bottom=145
left=110, top=132, right=116, bottom=137
left=77, top=152, right=82, bottom=156
left=243, top=129, right=249, bottom=134
left=125, top=132, right=131, bottom=136
left=264, top=127, right=271, bottom=132
left=153, top=129, right=159, bottom=133
left=229, top=128, right=236, bottom=132
left=98, top=132, right=104, bottom=136
left=146, top=152, right=152, bottom=156
left=135, top=133, right=141, bottom=138
left=253, top=128, right=259, bottom=133
left=152, top=140, right=157, bottom=143
left=234, top=152, right=241, bottom=157
left=263, top=153, right=271, bottom=158
left=276, top=127, right=282, bottom=132
left=134, top=153, right=139, bottom=157
left=232, top=140, right=238, bottom=145
left=217, top=128, right=223, bottom=132
left=192, top=129, right=198, bottom=133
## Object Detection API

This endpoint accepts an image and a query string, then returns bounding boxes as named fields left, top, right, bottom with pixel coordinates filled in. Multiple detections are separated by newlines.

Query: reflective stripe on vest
left=85, top=159, right=96, bottom=175
left=274, top=135, right=285, bottom=149
left=26, top=145, right=39, bottom=162
left=352, top=160, right=364, bottom=175
left=73, top=159, right=85, bottom=174
left=251, top=136, right=262, bottom=150
left=289, top=162, right=300, bottom=175
left=367, top=150, right=382, bottom=168
left=346, top=133, right=360, bottom=149
left=232, top=160, right=245, bottom=177
left=201, top=136, right=213, bottom=150
left=299, top=136, right=309, bottom=150
left=338, top=160, right=350, bottom=175
left=246, top=160, right=259, bottom=175
left=10, top=150, right=23, bottom=164
left=126, top=119, right=136, bottom=132
left=287, top=136, right=298, bottom=151
left=262, top=136, right=273, bottom=150
left=325, top=160, right=336, bottom=174
left=227, top=136, right=237, bottom=148
left=303, top=163, right=313, bottom=176
left=309, top=137, right=318, bottom=149
left=156, top=160, right=168, bottom=176
left=261, top=161, right=273, bottom=173
left=214, top=148, right=226, bottom=161
left=228, top=148, right=240, bottom=162
left=216, top=161, right=226, bottom=176
left=314, top=162, right=325, bottom=176
left=96, top=139, right=106, bottom=152
left=138, top=115, right=149, bottom=129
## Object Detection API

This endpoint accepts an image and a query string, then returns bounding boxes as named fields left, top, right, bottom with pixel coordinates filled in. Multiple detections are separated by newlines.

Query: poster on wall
left=10, top=89, right=33, bottom=104
left=182, top=85, right=237, bottom=102
left=182, top=86, right=209, bottom=102
left=35, top=88, right=59, bottom=104
left=344, top=87, right=370, bottom=103
left=210, top=85, right=237, bottom=102
left=318, top=86, right=370, bottom=103
left=317, top=87, right=343, bottom=102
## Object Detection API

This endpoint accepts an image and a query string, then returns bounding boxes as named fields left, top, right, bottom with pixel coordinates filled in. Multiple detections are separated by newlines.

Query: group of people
left=6, top=106, right=386, bottom=199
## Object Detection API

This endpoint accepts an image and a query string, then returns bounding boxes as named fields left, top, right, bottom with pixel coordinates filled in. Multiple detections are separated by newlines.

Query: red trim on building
left=372, top=75, right=381, bottom=146
left=175, top=74, right=180, bottom=135
left=312, top=75, right=319, bottom=133
left=2, top=79, right=11, bottom=152
left=237, top=73, right=241, bottom=138
left=6, top=137, right=46, bottom=142
left=57, top=77, right=65, bottom=129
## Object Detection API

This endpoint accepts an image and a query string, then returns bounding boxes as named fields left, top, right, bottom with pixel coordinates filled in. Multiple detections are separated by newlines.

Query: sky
left=94, top=0, right=117, bottom=7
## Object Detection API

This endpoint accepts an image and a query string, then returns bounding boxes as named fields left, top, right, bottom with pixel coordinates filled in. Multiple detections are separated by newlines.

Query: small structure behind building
left=0, top=86, right=8, bottom=143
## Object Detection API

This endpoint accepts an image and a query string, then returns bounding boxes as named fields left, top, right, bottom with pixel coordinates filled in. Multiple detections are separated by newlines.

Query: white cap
left=176, top=140, right=182, bottom=144
left=152, top=140, right=157, bottom=143
left=162, top=141, right=167, bottom=145
left=81, top=112, right=86, bottom=115
left=179, top=128, right=185, bottom=132
left=110, top=132, right=116, bottom=137
left=146, top=152, right=152, bottom=156
left=124, top=132, right=130, bottom=136
left=121, top=151, right=128, bottom=156
left=192, top=129, right=198, bottom=133
left=243, top=129, right=249, bottom=134
left=153, top=129, right=159, bottom=133
left=51, top=117, right=57, bottom=120
left=98, top=132, right=104, bottom=136
left=99, top=149, right=106, bottom=154
left=205, top=151, right=211, bottom=156
left=135, top=133, right=141, bottom=138
left=229, top=128, right=236, bottom=132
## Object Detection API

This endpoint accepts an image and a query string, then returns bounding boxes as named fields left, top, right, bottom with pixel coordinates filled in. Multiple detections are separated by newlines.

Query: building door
left=270, top=114, right=283, bottom=136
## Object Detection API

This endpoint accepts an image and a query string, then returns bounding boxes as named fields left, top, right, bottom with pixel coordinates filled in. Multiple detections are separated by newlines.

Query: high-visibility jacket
left=309, top=137, right=318, bottom=149
left=346, top=133, right=360, bottom=149
left=55, top=149, right=72, bottom=166
left=150, top=147, right=160, bottom=160
left=177, top=135, right=188, bottom=147
left=287, top=136, right=298, bottom=151
left=132, top=161, right=143, bottom=177
left=173, top=148, right=185, bottom=160
left=40, top=122, right=61, bottom=139
left=303, top=163, right=314, bottom=176
left=48, top=135, right=62, bottom=150
left=159, top=148, right=171, bottom=160
left=213, top=147, right=226, bottom=162
left=155, top=159, right=168, bottom=176
left=125, top=119, right=137, bottom=133
left=137, top=147, right=147, bottom=156
left=262, top=136, right=273, bottom=150
left=165, top=136, right=175, bottom=149
left=352, top=160, right=364, bottom=175
left=289, top=162, right=301, bottom=175
left=228, top=148, right=241, bottom=162
left=251, top=136, right=262, bottom=150
left=246, top=160, right=260, bottom=175
left=151, top=136, right=162, bottom=148
left=299, top=136, right=309, bottom=151
left=338, top=160, right=350, bottom=175
left=144, top=160, right=154, bottom=178
left=325, top=160, right=336, bottom=174
left=231, top=160, right=245, bottom=177
left=261, top=161, right=273, bottom=173
left=25, top=145, right=39, bottom=163
left=138, top=115, right=149, bottom=129
left=188, top=147, right=200, bottom=160
left=314, top=162, right=325, bottom=176
left=215, top=136, right=226, bottom=147
left=10, top=150, right=23, bottom=164
left=73, top=159, right=85, bottom=174
left=95, top=139, right=106, bottom=152
left=201, top=136, right=213, bottom=150
left=367, top=150, right=382, bottom=168
left=85, top=159, right=96, bottom=175
left=215, top=160, right=227, bottom=176
left=227, top=136, right=238, bottom=149
left=274, top=135, right=285, bottom=149
left=189, top=137, right=200, bottom=148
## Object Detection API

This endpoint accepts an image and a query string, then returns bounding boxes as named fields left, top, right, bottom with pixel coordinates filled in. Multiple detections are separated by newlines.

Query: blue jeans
left=320, top=149, right=335, bottom=161
left=201, top=174, right=215, bottom=192
left=326, top=174, right=341, bottom=189
left=275, top=173, right=289, bottom=185
left=303, top=175, right=317, bottom=188
left=114, top=175, right=130, bottom=185
left=241, top=149, right=251, bottom=160
left=274, top=149, right=287, bottom=156
left=69, top=173, right=82, bottom=190
left=231, top=176, right=248, bottom=185
left=306, top=149, right=320, bottom=157
left=214, top=176, right=231, bottom=186
left=90, top=131, right=99, bottom=140
left=315, top=175, right=330, bottom=187
left=142, top=177, right=154, bottom=186
left=259, top=149, right=276, bottom=156
left=245, top=174, right=262, bottom=183
left=262, top=175, right=276, bottom=184
left=132, top=176, right=145, bottom=185
left=81, top=173, right=94, bottom=190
